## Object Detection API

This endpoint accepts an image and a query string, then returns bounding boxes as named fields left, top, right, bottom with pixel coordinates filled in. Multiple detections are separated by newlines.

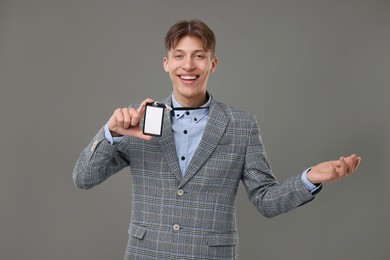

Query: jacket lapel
left=179, top=99, right=230, bottom=187
left=158, top=96, right=182, bottom=181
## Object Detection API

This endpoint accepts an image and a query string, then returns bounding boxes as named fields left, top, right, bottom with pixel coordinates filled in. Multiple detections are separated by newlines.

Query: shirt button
left=183, top=130, right=188, bottom=134
left=173, top=224, right=180, bottom=231
left=194, top=118, right=198, bottom=121
left=186, top=111, right=190, bottom=115
left=177, top=189, right=184, bottom=196
left=181, top=156, right=185, bottom=161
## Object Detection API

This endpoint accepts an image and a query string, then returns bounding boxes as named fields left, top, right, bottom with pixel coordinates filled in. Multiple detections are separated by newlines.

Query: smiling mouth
left=179, top=75, right=199, bottom=81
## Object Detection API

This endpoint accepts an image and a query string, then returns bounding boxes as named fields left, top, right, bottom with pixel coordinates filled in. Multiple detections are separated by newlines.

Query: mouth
left=178, top=75, right=200, bottom=81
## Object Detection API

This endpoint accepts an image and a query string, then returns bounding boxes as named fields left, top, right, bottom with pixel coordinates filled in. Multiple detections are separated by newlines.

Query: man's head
left=164, top=19, right=216, bottom=58
left=163, top=20, right=218, bottom=107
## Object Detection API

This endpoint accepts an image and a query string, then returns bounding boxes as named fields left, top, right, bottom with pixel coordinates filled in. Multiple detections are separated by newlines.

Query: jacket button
left=177, top=189, right=184, bottom=196
left=173, top=224, right=180, bottom=231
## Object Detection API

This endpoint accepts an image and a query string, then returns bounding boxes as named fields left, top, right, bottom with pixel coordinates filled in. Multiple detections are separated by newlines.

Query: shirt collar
left=171, top=93, right=211, bottom=121
left=171, top=92, right=211, bottom=109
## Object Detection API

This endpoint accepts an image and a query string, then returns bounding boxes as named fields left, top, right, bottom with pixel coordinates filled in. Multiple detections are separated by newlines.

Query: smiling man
left=73, top=19, right=361, bottom=260
left=163, top=31, right=217, bottom=108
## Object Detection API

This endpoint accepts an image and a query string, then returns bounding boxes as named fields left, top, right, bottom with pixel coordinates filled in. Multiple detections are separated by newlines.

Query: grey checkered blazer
left=73, top=94, right=317, bottom=259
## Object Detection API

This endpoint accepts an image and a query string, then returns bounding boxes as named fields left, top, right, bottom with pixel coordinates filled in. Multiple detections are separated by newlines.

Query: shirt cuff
left=104, top=123, right=124, bottom=145
left=301, top=168, right=323, bottom=194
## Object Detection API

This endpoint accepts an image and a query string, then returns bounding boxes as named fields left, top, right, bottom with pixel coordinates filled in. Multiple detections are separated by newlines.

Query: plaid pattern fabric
left=73, top=95, right=316, bottom=259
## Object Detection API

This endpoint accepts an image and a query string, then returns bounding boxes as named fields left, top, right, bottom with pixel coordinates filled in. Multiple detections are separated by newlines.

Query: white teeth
left=180, top=75, right=197, bottom=80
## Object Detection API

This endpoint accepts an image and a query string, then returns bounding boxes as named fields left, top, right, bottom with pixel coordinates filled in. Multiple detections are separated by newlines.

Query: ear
left=163, top=57, right=169, bottom=72
left=210, top=57, right=218, bottom=73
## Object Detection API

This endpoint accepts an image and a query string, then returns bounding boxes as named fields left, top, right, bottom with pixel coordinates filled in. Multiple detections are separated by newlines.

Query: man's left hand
left=307, top=154, right=361, bottom=184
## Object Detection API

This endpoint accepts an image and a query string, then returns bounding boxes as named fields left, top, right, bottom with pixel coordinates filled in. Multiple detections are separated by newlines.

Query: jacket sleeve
left=241, top=115, right=317, bottom=218
left=73, top=127, right=130, bottom=190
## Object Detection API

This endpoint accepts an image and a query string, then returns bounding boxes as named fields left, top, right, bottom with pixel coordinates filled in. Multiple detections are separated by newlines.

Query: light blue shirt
left=171, top=94, right=211, bottom=176
left=103, top=94, right=320, bottom=193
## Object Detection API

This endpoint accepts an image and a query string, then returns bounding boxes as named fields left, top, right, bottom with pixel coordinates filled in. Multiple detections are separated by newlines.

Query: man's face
left=163, top=36, right=217, bottom=107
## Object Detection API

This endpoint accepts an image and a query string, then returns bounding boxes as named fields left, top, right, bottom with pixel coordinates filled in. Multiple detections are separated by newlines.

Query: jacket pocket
left=208, top=232, right=238, bottom=247
left=128, top=223, right=147, bottom=240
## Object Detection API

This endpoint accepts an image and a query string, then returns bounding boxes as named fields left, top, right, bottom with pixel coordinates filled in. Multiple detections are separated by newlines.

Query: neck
left=174, top=92, right=209, bottom=108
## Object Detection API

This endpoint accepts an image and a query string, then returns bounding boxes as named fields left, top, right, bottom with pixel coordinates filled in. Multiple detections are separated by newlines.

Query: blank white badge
left=143, top=104, right=164, bottom=136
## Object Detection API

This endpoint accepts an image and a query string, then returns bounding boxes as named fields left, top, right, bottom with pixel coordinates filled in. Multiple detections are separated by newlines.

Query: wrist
left=107, top=123, right=122, bottom=137
left=110, top=130, right=122, bottom=137
left=306, top=168, right=321, bottom=186
left=302, top=168, right=323, bottom=194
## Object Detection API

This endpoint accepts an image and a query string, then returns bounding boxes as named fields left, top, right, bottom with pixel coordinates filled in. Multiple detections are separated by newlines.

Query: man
left=73, top=19, right=361, bottom=259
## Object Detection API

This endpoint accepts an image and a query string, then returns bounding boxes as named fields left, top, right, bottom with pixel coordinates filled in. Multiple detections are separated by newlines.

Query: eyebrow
left=171, top=49, right=207, bottom=54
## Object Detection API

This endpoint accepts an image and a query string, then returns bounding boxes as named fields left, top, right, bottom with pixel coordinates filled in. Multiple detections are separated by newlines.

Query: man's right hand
left=107, top=98, right=154, bottom=141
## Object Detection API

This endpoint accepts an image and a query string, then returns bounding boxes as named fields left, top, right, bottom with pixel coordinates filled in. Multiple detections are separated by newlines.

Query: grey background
left=1, top=0, right=389, bottom=259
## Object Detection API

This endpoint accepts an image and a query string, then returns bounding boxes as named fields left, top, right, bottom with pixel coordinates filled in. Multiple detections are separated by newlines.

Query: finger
left=132, top=131, right=153, bottom=141
left=121, top=108, right=131, bottom=129
left=346, top=154, right=358, bottom=173
left=338, top=156, right=348, bottom=177
left=129, top=108, right=141, bottom=127
left=342, top=155, right=352, bottom=174
left=114, top=108, right=125, bottom=127
left=329, top=159, right=341, bottom=169
left=348, top=154, right=358, bottom=173
left=137, top=98, right=154, bottom=114
left=353, top=156, right=362, bottom=172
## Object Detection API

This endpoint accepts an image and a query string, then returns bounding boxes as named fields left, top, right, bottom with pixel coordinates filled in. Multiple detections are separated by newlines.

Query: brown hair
left=164, top=19, right=216, bottom=57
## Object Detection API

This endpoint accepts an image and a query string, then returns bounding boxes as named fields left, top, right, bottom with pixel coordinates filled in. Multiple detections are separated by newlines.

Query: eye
left=195, top=54, right=205, bottom=60
left=174, top=55, right=183, bottom=59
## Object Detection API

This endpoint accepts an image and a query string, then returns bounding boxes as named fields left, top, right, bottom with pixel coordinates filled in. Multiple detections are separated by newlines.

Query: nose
left=182, top=57, right=195, bottom=70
